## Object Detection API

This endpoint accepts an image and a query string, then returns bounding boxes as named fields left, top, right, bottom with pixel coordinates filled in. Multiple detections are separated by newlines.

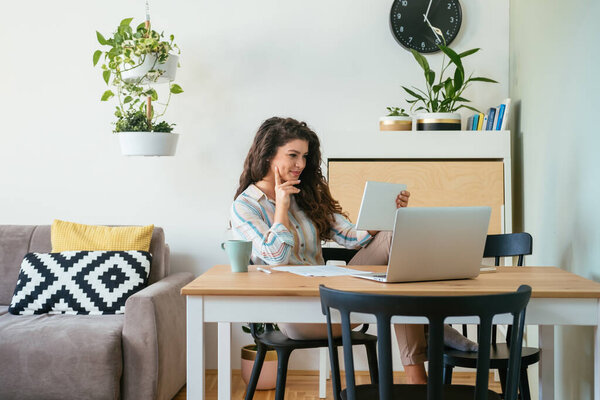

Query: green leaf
left=120, top=17, right=134, bottom=27
left=93, top=50, right=102, bottom=66
left=453, top=68, right=464, bottom=91
left=455, top=96, right=470, bottom=102
left=456, top=104, right=480, bottom=113
left=124, top=96, right=133, bottom=103
left=96, top=31, right=107, bottom=45
left=426, top=70, right=435, bottom=86
left=103, top=70, right=111, bottom=85
left=439, top=45, right=463, bottom=71
left=458, top=48, right=480, bottom=58
left=146, top=89, right=158, bottom=101
left=444, top=78, right=454, bottom=98
left=170, top=83, right=184, bottom=94
left=410, top=49, right=430, bottom=73
left=432, top=83, right=443, bottom=94
left=101, top=90, right=114, bottom=101
left=468, top=77, right=498, bottom=83
left=402, top=86, right=425, bottom=101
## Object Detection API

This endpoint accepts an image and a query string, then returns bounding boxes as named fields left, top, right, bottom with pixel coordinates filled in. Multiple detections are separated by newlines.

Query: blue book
left=496, top=104, right=506, bottom=130
left=486, top=108, right=496, bottom=130
left=472, top=114, right=479, bottom=130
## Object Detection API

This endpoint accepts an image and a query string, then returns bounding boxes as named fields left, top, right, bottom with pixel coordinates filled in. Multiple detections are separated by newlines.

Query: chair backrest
left=484, top=233, right=532, bottom=266
left=320, top=285, right=532, bottom=400
left=322, top=247, right=358, bottom=265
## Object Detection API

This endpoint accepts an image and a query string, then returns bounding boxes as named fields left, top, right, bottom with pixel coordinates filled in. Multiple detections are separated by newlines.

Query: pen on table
left=257, top=267, right=272, bottom=274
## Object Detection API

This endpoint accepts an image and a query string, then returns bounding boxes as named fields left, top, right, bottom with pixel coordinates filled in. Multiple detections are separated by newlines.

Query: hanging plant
left=93, top=17, right=183, bottom=133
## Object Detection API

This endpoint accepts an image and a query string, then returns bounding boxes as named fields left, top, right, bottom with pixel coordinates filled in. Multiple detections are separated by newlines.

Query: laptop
left=352, top=206, right=491, bottom=283
left=355, top=181, right=408, bottom=231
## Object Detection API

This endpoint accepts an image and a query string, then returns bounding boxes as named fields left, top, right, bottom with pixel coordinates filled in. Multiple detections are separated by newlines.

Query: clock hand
left=423, top=14, right=443, bottom=43
left=424, top=0, right=433, bottom=21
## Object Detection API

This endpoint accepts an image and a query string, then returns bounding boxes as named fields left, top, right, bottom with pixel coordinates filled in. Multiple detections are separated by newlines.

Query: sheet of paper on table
left=271, top=265, right=371, bottom=277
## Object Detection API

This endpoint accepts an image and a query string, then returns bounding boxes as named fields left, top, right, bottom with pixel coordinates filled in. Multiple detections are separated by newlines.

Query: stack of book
left=466, top=98, right=511, bottom=131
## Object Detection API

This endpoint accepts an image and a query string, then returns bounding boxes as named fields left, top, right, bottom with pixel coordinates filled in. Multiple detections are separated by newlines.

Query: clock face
left=390, top=0, right=462, bottom=53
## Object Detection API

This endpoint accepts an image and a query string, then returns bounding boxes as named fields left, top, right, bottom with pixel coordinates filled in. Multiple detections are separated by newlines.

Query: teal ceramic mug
left=221, top=240, right=252, bottom=273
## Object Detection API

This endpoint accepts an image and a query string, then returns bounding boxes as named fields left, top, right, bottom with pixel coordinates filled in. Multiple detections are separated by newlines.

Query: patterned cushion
left=8, top=251, right=151, bottom=315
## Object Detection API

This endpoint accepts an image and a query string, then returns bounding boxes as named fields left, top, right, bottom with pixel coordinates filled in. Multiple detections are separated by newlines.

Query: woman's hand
left=274, top=167, right=301, bottom=209
left=396, top=190, right=411, bottom=208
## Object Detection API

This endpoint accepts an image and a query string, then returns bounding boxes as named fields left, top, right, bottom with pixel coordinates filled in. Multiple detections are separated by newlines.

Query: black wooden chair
left=244, top=247, right=375, bottom=400
left=443, top=232, right=538, bottom=400
left=320, top=284, right=532, bottom=400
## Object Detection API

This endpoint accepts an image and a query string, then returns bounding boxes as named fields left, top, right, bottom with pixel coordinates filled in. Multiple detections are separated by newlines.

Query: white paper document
left=271, top=265, right=369, bottom=277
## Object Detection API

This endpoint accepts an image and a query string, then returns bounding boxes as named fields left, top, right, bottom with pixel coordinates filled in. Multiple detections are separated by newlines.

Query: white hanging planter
left=379, top=116, right=413, bottom=131
left=117, top=132, right=180, bottom=156
left=120, top=54, right=178, bottom=84
left=416, top=112, right=461, bottom=131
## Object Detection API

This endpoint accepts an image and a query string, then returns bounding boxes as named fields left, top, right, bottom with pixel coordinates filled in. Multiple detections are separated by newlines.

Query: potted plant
left=379, top=107, right=412, bottom=132
left=93, top=17, right=184, bottom=156
left=241, top=323, right=278, bottom=390
left=403, top=45, right=497, bottom=131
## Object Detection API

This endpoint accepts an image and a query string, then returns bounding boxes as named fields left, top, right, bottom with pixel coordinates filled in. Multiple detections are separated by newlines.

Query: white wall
left=510, top=0, right=600, bottom=397
left=0, top=0, right=508, bottom=370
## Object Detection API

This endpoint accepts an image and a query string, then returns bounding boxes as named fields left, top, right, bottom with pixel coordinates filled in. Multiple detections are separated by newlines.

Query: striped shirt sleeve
left=231, top=199, right=295, bottom=265
left=329, top=213, right=373, bottom=249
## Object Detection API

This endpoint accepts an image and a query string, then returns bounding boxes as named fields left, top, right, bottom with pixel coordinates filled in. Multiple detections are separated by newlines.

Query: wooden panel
left=181, top=265, right=600, bottom=298
left=328, top=161, right=504, bottom=234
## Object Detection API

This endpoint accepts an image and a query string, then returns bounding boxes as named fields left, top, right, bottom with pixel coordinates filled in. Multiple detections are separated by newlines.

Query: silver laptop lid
left=385, top=206, right=491, bottom=283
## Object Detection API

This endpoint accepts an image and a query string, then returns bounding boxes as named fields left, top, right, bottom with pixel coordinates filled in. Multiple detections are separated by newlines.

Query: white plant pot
left=416, top=112, right=461, bottom=131
left=121, top=54, right=178, bottom=84
left=118, top=132, right=180, bottom=156
left=379, top=116, right=413, bottom=131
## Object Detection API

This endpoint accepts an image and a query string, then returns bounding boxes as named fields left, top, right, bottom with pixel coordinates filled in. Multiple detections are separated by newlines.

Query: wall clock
left=389, top=0, right=462, bottom=53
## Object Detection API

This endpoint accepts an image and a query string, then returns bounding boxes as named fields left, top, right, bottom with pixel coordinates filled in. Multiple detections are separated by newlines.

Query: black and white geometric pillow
left=9, top=251, right=151, bottom=315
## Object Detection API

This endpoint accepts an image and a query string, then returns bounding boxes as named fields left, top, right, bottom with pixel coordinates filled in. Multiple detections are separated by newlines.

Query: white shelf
left=323, top=131, right=510, bottom=160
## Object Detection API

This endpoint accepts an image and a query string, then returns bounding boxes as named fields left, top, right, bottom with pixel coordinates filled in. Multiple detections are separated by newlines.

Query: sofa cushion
left=9, top=251, right=151, bottom=315
left=0, top=305, right=8, bottom=316
left=51, top=220, right=154, bottom=252
left=0, top=313, right=124, bottom=400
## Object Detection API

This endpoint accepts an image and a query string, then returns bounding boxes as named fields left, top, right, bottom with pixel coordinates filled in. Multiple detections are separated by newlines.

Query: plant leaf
left=402, top=86, right=425, bottom=101
left=453, top=68, right=464, bottom=91
left=93, top=50, right=102, bottom=66
left=410, top=49, right=430, bottom=73
left=96, top=31, right=107, bottom=45
left=426, top=70, right=435, bottom=86
left=458, top=48, right=480, bottom=58
left=455, top=96, right=470, bottom=102
left=456, top=104, right=480, bottom=113
left=103, top=70, right=111, bottom=85
left=170, top=83, right=184, bottom=94
left=468, top=77, right=498, bottom=83
left=124, top=96, right=133, bottom=103
left=444, top=78, right=454, bottom=98
left=120, top=17, right=134, bottom=27
left=101, top=90, right=114, bottom=101
left=439, top=45, right=463, bottom=71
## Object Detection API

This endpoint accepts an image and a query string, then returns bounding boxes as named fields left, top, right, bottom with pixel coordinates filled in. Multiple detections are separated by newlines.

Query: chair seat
left=256, top=328, right=377, bottom=350
left=444, top=344, right=540, bottom=369
left=341, top=384, right=502, bottom=400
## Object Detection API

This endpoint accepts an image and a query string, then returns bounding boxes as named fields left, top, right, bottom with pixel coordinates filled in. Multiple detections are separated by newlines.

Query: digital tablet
left=354, top=181, right=407, bottom=231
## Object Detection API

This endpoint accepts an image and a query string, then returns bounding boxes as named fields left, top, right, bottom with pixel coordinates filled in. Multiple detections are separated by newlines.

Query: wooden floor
left=173, top=370, right=502, bottom=399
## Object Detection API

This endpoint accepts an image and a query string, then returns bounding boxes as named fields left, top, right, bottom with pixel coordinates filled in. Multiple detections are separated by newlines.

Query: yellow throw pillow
left=51, top=220, right=154, bottom=252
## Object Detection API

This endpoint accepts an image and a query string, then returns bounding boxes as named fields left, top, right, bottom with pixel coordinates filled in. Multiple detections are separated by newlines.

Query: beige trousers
left=278, top=232, right=428, bottom=365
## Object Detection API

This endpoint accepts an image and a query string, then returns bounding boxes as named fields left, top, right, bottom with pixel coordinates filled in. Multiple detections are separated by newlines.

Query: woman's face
left=269, top=139, right=309, bottom=182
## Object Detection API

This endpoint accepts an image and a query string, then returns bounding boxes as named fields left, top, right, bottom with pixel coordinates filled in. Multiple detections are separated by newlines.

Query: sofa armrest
left=122, top=272, right=195, bottom=400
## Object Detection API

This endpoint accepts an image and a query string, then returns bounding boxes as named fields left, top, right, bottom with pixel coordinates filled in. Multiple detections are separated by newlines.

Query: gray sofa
left=0, top=225, right=195, bottom=400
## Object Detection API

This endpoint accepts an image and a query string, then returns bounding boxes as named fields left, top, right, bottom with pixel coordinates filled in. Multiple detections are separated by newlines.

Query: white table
left=182, top=265, right=600, bottom=399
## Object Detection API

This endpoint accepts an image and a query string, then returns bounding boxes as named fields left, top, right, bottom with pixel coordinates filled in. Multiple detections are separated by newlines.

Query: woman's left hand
left=396, top=190, right=410, bottom=208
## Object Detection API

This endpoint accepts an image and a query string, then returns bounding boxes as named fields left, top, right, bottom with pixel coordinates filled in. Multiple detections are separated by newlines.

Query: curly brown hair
left=235, top=117, right=345, bottom=241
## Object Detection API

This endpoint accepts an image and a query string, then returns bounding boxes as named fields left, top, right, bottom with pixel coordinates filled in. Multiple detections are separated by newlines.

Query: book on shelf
left=477, top=113, right=484, bottom=130
left=486, top=107, right=496, bottom=130
left=500, top=98, right=511, bottom=130
left=465, top=98, right=511, bottom=132
left=466, top=115, right=474, bottom=131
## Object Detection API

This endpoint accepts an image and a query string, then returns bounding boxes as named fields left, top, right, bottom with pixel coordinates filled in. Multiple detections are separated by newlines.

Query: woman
left=231, top=117, right=475, bottom=383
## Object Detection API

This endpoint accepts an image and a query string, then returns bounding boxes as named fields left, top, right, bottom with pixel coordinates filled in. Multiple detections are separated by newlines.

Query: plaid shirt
left=230, top=184, right=372, bottom=265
